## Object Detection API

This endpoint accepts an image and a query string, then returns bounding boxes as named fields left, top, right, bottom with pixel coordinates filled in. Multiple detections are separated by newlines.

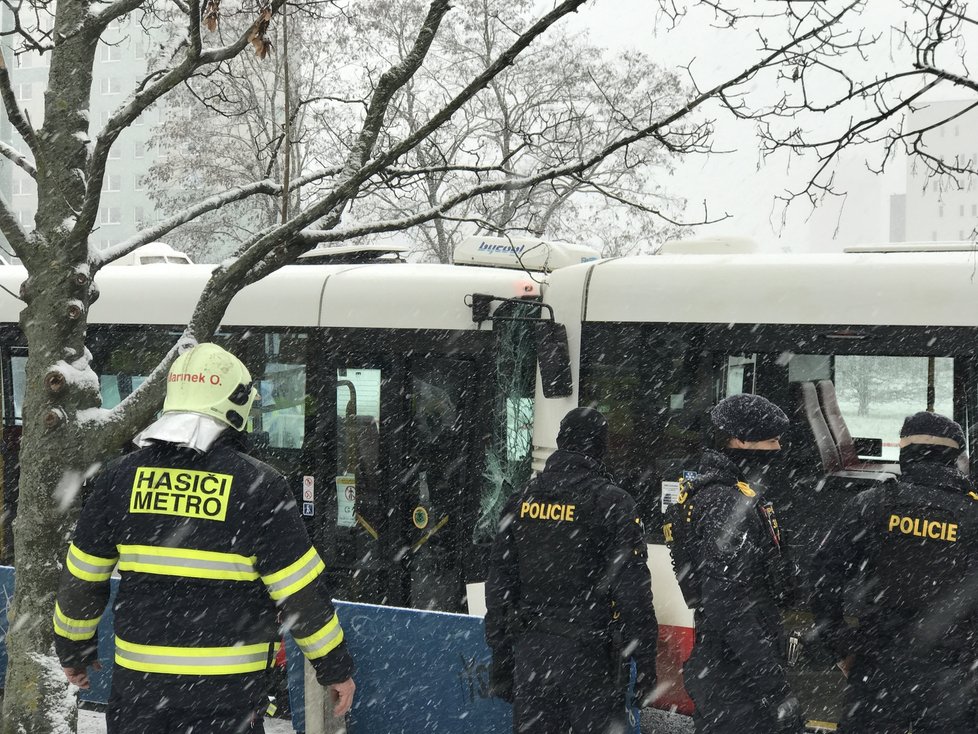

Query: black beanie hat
left=710, top=393, right=789, bottom=442
left=557, top=407, right=609, bottom=459
left=899, top=411, right=965, bottom=452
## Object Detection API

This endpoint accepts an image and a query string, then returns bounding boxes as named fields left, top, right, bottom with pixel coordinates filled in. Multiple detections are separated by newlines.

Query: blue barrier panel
left=287, top=601, right=512, bottom=734
left=285, top=601, right=640, bottom=734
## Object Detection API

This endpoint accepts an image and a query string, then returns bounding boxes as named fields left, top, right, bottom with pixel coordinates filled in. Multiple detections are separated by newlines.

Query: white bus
left=533, top=242, right=978, bottom=721
left=0, top=247, right=554, bottom=615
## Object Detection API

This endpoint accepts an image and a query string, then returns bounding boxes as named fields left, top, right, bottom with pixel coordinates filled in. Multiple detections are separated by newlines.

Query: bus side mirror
left=536, top=321, right=573, bottom=398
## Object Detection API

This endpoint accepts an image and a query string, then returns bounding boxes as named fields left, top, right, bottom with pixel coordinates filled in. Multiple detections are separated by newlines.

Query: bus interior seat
left=816, top=379, right=900, bottom=474
left=795, top=381, right=843, bottom=475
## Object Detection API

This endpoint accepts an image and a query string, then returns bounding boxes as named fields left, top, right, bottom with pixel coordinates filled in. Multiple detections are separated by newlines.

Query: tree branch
left=0, top=139, right=35, bottom=177
left=0, top=192, right=30, bottom=258
left=0, top=54, right=37, bottom=152
left=90, top=167, right=341, bottom=270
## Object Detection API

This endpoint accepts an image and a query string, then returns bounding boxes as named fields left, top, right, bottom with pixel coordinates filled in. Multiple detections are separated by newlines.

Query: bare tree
left=0, top=0, right=853, bottom=730
left=659, top=0, right=978, bottom=224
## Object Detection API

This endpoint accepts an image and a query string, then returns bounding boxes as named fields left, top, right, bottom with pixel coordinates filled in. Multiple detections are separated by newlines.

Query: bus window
left=89, top=329, right=174, bottom=412
left=834, top=355, right=954, bottom=460
left=254, top=333, right=308, bottom=450
left=10, top=352, right=25, bottom=424
left=474, top=310, right=537, bottom=546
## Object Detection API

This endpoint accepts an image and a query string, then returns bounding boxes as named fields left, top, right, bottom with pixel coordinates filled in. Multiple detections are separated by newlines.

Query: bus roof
left=0, top=263, right=541, bottom=330
left=571, top=252, right=978, bottom=327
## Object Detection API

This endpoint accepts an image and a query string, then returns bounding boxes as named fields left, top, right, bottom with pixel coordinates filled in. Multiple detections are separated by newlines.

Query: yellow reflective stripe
left=295, top=613, right=344, bottom=660
left=114, top=637, right=279, bottom=676
left=53, top=602, right=101, bottom=642
left=66, top=543, right=117, bottom=582
left=116, top=544, right=258, bottom=581
left=261, top=547, right=325, bottom=600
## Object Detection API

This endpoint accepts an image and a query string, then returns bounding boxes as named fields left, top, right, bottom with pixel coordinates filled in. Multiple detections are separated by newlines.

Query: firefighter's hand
left=62, top=660, right=102, bottom=689
left=329, top=677, right=356, bottom=717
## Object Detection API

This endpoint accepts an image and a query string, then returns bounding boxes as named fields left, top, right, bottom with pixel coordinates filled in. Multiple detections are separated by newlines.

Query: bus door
left=398, top=355, right=479, bottom=612
left=325, top=352, right=481, bottom=612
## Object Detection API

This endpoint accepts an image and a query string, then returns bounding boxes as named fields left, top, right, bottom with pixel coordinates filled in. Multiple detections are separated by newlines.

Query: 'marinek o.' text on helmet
left=162, top=343, right=257, bottom=430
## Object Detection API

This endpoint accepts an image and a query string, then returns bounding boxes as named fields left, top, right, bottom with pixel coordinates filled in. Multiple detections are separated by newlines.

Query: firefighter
left=54, top=343, right=355, bottom=733
left=485, top=407, right=657, bottom=734
left=812, top=411, right=978, bottom=733
left=666, top=393, right=802, bottom=734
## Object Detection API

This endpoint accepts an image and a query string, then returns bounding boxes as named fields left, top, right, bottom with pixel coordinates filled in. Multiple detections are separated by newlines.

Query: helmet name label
left=887, top=513, right=958, bottom=542
left=168, top=371, right=222, bottom=385
left=129, top=467, right=233, bottom=522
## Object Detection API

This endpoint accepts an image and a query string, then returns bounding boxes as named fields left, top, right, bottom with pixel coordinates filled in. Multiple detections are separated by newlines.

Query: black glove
left=489, top=647, right=514, bottom=704
left=633, top=656, right=657, bottom=708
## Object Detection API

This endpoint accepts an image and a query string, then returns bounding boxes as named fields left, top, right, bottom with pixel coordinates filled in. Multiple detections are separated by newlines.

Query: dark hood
left=536, top=449, right=614, bottom=495
left=900, top=460, right=972, bottom=496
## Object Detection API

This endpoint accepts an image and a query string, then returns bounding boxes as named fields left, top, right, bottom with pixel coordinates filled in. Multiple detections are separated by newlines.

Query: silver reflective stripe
left=118, top=551, right=255, bottom=576
left=68, top=547, right=114, bottom=575
left=264, top=552, right=321, bottom=597
left=300, top=625, right=343, bottom=658
left=55, top=617, right=97, bottom=635
left=116, top=647, right=268, bottom=669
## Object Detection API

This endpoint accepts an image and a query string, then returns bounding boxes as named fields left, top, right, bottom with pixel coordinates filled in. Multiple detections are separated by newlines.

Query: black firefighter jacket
left=812, top=460, right=978, bottom=663
left=484, top=450, right=658, bottom=687
left=683, top=449, right=793, bottom=703
left=54, top=434, right=354, bottom=709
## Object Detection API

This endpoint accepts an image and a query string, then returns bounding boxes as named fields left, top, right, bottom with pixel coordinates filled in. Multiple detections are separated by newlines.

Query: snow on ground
left=78, top=708, right=296, bottom=733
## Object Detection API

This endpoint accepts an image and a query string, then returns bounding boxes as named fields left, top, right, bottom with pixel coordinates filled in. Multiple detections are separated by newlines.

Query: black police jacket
left=484, top=450, right=657, bottom=677
left=54, top=433, right=354, bottom=709
left=683, top=450, right=793, bottom=703
left=812, top=460, right=978, bottom=661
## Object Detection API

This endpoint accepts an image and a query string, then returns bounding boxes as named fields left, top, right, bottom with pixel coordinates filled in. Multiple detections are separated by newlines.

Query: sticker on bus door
left=336, top=475, right=356, bottom=527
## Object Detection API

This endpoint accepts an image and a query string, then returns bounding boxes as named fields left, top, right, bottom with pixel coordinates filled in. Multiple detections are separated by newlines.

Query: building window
left=99, top=77, right=121, bottom=95
left=939, top=205, right=944, bottom=218
left=100, top=44, right=122, bottom=62
left=955, top=125, right=960, bottom=137
left=99, top=206, right=121, bottom=225
left=108, top=145, right=121, bottom=160
left=15, top=82, right=32, bottom=101
left=134, top=206, right=145, bottom=227
left=960, top=230, right=965, bottom=240
left=960, top=205, right=965, bottom=217
left=134, top=174, right=145, bottom=191
left=972, top=204, right=976, bottom=217
left=133, top=141, right=145, bottom=159
left=102, top=175, right=121, bottom=192
left=13, top=176, right=29, bottom=196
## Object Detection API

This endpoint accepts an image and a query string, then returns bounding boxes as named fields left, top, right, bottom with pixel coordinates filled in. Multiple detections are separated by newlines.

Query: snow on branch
left=0, top=139, right=35, bottom=178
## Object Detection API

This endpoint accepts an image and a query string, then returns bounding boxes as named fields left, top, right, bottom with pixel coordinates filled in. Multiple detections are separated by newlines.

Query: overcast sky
left=546, top=0, right=905, bottom=252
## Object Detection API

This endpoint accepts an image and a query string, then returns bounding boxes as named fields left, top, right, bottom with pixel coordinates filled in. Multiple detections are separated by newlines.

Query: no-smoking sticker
left=302, top=475, right=315, bottom=502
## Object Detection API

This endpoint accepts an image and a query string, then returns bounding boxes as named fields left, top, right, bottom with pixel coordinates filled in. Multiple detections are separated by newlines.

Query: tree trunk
left=2, top=0, right=102, bottom=728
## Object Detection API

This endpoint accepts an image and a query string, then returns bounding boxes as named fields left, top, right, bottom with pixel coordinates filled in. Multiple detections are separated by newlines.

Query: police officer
left=812, top=411, right=978, bottom=733
left=54, top=343, right=355, bottom=733
left=667, top=393, right=802, bottom=734
left=485, top=407, right=657, bottom=734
